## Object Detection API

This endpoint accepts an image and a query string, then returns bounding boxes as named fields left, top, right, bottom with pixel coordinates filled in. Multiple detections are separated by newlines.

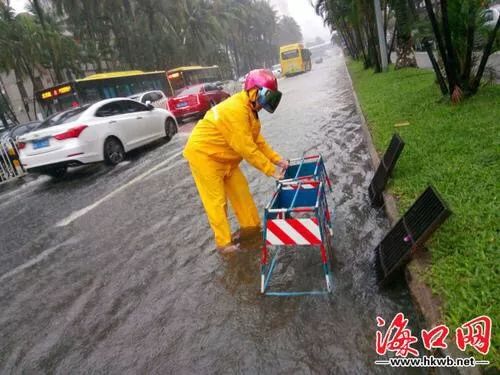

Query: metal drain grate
left=369, top=134, right=405, bottom=207
left=375, top=186, right=451, bottom=286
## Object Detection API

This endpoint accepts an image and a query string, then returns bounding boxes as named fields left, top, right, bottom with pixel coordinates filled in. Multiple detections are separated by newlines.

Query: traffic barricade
left=261, top=179, right=334, bottom=296
left=280, top=154, right=332, bottom=192
left=0, top=137, right=26, bottom=184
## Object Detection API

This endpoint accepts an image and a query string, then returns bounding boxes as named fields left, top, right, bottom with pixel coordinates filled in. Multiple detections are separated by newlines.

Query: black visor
left=257, top=87, right=282, bottom=113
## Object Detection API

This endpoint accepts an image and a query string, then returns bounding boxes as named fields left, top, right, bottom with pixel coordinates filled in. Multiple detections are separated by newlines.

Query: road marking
left=56, top=150, right=183, bottom=227
left=0, top=151, right=184, bottom=282
left=0, top=242, right=65, bottom=282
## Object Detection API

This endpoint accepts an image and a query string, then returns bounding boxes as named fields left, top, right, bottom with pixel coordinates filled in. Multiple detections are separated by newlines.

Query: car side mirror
left=145, top=101, right=154, bottom=110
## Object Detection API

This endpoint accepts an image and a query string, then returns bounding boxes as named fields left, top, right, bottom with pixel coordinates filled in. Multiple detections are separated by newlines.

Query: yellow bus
left=36, top=70, right=172, bottom=116
left=279, top=43, right=312, bottom=77
left=166, top=65, right=222, bottom=94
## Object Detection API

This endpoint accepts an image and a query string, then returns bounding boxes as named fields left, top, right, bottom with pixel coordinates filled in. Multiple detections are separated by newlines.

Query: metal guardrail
left=0, top=137, right=26, bottom=184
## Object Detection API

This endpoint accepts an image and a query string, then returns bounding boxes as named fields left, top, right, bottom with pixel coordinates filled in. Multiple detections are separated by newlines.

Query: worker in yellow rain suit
left=183, top=69, right=288, bottom=253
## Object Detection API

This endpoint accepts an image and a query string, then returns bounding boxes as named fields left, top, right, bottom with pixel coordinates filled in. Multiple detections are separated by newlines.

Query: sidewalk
left=390, top=51, right=500, bottom=82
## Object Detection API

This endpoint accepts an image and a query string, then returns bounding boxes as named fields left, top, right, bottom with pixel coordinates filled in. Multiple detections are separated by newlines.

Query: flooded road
left=0, top=49, right=422, bottom=374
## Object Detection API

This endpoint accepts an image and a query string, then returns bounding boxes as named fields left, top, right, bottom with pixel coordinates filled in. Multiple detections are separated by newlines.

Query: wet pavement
left=0, top=49, right=423, bottom=374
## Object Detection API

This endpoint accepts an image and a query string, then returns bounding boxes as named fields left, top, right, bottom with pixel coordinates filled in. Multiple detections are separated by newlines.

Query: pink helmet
left=244, top=69, right=278, bottom=92
left=244, top=69, right=282, bottom=113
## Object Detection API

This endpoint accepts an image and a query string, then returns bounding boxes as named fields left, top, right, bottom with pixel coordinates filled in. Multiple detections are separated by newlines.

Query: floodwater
left=0, top=48, right=423, bottom=374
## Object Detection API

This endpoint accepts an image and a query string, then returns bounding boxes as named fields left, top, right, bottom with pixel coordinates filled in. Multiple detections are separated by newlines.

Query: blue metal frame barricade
left=260, top=154, right=334, bottom=296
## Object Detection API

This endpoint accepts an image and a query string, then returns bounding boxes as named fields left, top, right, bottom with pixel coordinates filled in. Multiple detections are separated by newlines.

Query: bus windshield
left=281, top=50, right=299, bottom=60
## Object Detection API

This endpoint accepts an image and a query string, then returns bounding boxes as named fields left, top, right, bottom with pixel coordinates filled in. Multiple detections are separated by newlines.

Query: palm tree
left=276, top=15, right=303, bottom=46
left=424, top=0, right=500, bottom=100
left=393, top=0, right=417, bottom=69
left=29, top=0, right=65, bottom=81
left=26, top=0, right=295, bottom=79
left=0, top=4, right=38, bottom=120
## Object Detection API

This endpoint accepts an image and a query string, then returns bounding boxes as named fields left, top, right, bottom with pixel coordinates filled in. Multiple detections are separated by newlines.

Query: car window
left=150, top=92, right=163, bottom=101
left=95, top=102, right=123, bottom=117
left=27, top=122, right=41, bottom=131
left=38, top=106, right=89, bottom=129
left=141, top=93, right=152, bottom=103
left=204, top=84, right=218, bottom=92
left=121, top=100, right=148, bottom=113
left=11, top=125, right=29, bottom=138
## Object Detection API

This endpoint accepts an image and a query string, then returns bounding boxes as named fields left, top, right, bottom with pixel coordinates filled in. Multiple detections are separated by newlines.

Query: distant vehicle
left=167, top=83, right=230, bottom=122
left=1, top=121, right=42, bottom=142
left=18, top=98, right=178, bottom=178
left=167, top=65, right=223, bottom=95
left=280, top=43, right=312, bottom=77
left=483, top=5, right=500, bottom=29
left=36, top=70, right=172, bottom=117
left=315, top=57, right=324, bottom=64
left=271, top=64, right=282, bottom=78
left=129, top=90, right=168, bottom=109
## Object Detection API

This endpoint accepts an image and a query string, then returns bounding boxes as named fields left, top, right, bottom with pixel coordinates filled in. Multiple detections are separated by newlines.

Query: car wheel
left=46, top=165, right=67, bottom=179
left=103, top=137, right=125, bottom=165
left=164, top=118, right=177, bottom=142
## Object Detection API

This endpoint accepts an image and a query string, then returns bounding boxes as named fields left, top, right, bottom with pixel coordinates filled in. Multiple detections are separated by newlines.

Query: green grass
left=347, top=61, right=499, bottom=367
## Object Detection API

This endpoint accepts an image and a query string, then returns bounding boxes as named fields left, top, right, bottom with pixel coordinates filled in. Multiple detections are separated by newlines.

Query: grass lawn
left=347, top=60, right=499, bottom=367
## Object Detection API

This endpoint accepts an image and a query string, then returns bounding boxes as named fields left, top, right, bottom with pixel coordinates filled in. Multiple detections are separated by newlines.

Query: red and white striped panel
left=282, top=183, right=317, bottom=190
left=266, top=218, right=323, bottom=245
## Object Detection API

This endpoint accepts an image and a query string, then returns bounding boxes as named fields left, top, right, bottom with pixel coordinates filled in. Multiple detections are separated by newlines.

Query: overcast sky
left=10, top=0, right=331, bottom=42
left=270, top=0, right=331, bottom=42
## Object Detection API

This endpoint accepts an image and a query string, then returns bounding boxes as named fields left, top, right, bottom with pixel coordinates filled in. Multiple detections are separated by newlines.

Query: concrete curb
left=343, top=60, right=482, bottom=375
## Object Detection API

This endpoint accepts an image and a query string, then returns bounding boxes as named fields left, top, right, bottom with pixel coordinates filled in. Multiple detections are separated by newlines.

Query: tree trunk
left=387, top=26, right=396, bottom=64
left=395, top=36, right=417, bottom=69
left=394, top=0, right=417, bottom=69
left=423, top=38, right=448, bottom=95
left=440, top=0, right=461, bottom=97
left=471, top=16, right=500, bottom=93
left=354, top=23, right=369, bottom=68
left=424, top=1, right=450, bottom=74
left=460, top=4, right=478, bottom=89
left=14, top=68, right=31, bottom=121
left=0, top=76, right=19, bottom=126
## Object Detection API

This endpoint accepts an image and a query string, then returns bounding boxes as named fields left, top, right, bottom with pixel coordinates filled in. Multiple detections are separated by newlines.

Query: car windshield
left=178, top=85, right=203, bottom=96
left=38, top=106, right=89, bottom=129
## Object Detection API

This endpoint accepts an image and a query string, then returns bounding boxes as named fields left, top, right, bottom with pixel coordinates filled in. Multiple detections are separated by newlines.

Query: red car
left=167, top=83, right=230, bottom=122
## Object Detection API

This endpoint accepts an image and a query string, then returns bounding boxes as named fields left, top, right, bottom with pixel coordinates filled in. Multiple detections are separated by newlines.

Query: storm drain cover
left=369, top=134, right=405, bottom=207
left=375, top=186, right=451, bottom=286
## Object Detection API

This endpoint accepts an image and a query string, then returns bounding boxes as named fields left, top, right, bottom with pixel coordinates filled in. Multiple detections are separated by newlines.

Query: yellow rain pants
left=183, top=90, right=282, bottom=247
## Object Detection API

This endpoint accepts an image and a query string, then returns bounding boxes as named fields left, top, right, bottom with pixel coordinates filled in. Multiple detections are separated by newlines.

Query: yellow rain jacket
left=183, top=90, right=282, bottom=247
left=183, top=91, right=282, bottom=175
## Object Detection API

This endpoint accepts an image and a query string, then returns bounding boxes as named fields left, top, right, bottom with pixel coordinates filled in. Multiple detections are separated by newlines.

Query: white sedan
left=18, top=98, right=178, bottom=178
left=129, top=90, right=168, bottom=109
